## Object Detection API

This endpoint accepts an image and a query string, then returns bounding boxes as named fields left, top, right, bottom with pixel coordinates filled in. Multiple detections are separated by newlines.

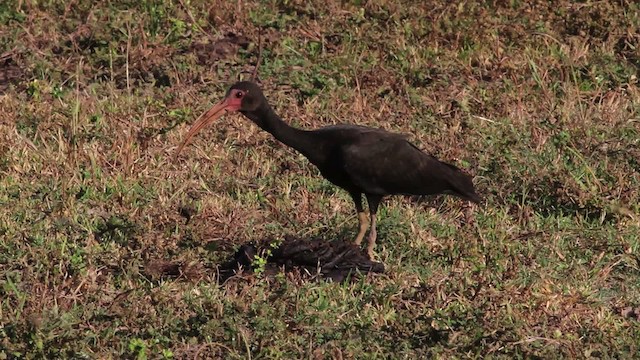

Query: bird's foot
left=366, top=248, right=377, bottom=261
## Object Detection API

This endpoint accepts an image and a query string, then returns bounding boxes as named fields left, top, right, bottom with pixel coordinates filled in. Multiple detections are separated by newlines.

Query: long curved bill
left=173, top=98, right=232, bottom=161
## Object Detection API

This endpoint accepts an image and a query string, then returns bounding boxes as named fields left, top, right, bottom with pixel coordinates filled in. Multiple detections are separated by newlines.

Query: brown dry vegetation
left=1, top=0, right=639, bottom=358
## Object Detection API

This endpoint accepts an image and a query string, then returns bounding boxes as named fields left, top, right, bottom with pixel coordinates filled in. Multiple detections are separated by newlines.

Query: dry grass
left=1, top=0, right=639, bottom=358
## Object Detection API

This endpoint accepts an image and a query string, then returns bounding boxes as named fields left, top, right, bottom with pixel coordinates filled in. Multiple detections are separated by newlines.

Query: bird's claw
left=366, top=249, right=377, bottom=260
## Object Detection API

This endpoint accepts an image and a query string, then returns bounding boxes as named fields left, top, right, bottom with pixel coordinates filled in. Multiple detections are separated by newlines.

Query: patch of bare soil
left=621, top=306, right=640, bottom=322
left=0, top=51, right=23, bottom=94
left=189, top=31, right=250, bottom=66
left=219, top=237, right=385, bottom=283
left=144, top=259, right=204, bottom=281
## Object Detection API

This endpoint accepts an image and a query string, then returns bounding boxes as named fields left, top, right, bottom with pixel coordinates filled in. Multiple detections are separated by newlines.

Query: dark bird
left=175, top=81, right=480, bottom=258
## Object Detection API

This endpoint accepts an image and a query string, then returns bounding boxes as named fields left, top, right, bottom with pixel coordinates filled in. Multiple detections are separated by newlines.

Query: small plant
left=128, top=338, right=147, bottom=360
left=252, top=241, right=281, bottom=276
left=51, top=84, right=64, bottom=99
left=161, top=349, right=174, bottom=359
left=252, top=253, right=269, bottom=276
left=26, top=80, right=41, bottom=99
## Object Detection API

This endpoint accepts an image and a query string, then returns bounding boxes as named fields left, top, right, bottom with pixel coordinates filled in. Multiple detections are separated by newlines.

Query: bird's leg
left=350, top=192, right=368, bottom=246
left=354, top=211, right=369, bottom=246
left=366, top=214, right=377, bottom=258
left=365, top=194, right=383, bottom=259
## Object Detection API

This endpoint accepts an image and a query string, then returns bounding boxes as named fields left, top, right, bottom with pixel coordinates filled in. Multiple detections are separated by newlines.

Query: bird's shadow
left=217, top=235, right=385, bottom=284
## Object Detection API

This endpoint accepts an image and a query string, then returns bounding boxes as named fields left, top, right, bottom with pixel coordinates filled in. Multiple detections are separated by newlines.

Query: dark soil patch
left=621, top=306, right=640, bottom=322
left=144, top=259, right=204, bottom=281
left=0, top=52, right=24, bottom=94
left=189, top=32, right=250, bottom=66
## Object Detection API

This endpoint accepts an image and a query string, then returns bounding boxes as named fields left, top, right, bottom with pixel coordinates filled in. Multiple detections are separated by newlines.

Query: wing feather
left=341, top=131, right=472, bottom=198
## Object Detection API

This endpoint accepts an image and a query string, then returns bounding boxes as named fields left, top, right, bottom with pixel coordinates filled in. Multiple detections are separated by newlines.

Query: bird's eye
left=235, top=91, right=244, bottom=98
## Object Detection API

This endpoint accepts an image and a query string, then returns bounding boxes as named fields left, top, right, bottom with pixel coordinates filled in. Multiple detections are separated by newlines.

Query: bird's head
left=174, top=81, right=266, bottom=159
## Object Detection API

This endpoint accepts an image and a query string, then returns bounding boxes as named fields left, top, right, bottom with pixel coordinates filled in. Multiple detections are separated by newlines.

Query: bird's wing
left=341, top=132, right=473, bottom=198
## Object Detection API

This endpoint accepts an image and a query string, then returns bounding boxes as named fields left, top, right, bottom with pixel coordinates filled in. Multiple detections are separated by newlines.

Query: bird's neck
left=244, top=105, right=316, bottom=157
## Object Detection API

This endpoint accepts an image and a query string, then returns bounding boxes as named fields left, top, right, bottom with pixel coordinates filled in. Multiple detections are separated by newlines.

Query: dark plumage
left=176, top=81, right=480, bottom=258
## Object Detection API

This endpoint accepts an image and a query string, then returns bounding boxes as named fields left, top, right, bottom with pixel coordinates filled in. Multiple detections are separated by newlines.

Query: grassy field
left=1, top=0, right=639, bottom=358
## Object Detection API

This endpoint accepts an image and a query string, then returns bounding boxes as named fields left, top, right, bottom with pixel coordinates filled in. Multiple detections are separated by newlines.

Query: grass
left=1, top=0, right=639, bottom=358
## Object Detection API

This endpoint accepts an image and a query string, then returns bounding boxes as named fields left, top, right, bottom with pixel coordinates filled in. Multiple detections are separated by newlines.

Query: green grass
left=1, top=0, right=640, bottom=358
